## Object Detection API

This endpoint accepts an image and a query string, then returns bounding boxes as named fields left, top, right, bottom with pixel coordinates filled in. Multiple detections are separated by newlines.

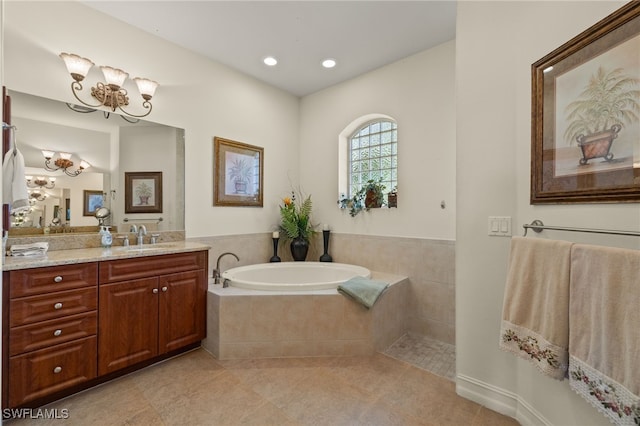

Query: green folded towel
left=338, top=276, right=389, bottom=309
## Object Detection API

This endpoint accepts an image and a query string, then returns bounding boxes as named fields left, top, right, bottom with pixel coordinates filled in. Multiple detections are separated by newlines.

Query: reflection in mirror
left=7, top=90, right=185, bottom=236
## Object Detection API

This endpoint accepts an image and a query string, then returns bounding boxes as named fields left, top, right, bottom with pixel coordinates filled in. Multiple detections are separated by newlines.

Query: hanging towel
left=2, top=137, right=29, bottom=213
left=568, top=244, right=640, bottom=426
left=499, top=237, right=573, bottom=380
left=338, top=276, right=388, bottom=309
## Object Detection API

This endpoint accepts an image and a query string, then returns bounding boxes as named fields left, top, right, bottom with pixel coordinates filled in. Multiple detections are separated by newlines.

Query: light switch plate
left=488, top=216, right=512, bottom=237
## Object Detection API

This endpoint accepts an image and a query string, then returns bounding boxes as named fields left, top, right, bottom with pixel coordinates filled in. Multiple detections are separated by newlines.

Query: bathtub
left=221, top=262, right=371, bottom=291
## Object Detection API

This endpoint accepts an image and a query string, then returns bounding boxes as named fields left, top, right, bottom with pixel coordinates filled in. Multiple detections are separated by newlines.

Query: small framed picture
left=125, top=171, right=163, bottom=213
left=83, top=190, right=104, bottom=216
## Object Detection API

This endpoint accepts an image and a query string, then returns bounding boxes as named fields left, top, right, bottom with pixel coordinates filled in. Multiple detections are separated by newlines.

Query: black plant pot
left=290, top=237, right=309, bottom=261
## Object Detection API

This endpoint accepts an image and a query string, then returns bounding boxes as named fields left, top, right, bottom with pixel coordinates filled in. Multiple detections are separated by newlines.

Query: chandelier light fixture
left=42, top=150, right=91, bottom=177
left=59, top=52, right=159, bottom=122
left=29, top=190, right=47, bottom=202
left=26, top=175, right=56, bottom=189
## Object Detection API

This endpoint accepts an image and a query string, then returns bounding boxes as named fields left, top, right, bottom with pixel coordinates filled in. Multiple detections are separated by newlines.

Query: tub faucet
left=136, top=225, right=147, bottom=246
left=213, top=252, right=239, bottom=287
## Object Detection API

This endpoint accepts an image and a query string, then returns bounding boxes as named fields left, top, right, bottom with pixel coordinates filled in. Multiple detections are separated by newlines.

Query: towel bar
left=123, top=217, right=163, bottom=223
left=523, top=219, right=640, bottom=237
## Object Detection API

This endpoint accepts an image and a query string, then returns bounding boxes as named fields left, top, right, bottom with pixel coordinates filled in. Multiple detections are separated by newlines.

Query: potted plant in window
left=338, top=178, right=387, bottom=217
left=228, top=158, right=252, bottom=194
left=563, top=66, right=640, bottom=165
left=387, top=186, right=397, bottom=208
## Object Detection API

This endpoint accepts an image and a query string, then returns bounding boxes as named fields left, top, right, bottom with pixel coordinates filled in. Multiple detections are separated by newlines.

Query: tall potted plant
left=279, top=192, right=314, bottom=261
left=563, top=66, right=640, bottom=165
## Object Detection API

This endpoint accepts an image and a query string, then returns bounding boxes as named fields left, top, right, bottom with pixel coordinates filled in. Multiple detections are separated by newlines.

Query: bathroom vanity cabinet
left=98, top=251, right=207, bottom=375
left=6, top=263, right=98, bottom=408
left=2, top=247, right=208, bottom=409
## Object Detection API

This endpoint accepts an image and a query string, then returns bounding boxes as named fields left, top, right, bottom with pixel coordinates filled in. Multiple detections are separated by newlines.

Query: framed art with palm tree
left=213, top=136, right=264, bottom=207
left=531, top=2, right=640, bottom=203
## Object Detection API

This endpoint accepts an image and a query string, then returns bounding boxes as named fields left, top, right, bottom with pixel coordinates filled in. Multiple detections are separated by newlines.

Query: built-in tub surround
left=190, top=232, right=455, bottom=345
left=203, top=271, right=408, bottom=359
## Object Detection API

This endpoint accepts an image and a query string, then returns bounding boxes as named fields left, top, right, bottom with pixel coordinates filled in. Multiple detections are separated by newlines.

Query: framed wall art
left=83, top=190, right=104, bottom=216
left=213, top=137, right=263, bottom=207
left=125, top=171, right=163, bottom=213
left=531, top=2, right=640, bottom=204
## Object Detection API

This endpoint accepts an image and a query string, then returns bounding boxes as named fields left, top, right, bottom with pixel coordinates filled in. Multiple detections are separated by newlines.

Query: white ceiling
left=82, top=1, right=457, bottom=97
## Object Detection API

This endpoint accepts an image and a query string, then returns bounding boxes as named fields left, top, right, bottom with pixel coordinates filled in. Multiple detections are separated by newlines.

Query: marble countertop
left=2, top=241, right=211, bottom=271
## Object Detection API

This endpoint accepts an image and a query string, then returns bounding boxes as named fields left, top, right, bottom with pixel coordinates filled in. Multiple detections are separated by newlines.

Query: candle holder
left=319, top=230, right=333, bottom=262
left=270, top=237, right=281, bottom=262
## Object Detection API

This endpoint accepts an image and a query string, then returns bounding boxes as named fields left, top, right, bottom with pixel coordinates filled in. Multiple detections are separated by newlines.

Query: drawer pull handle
left=152, top=288, right=159, bottom=294
left=54, top=329, right=62, bottom=337
left=53, top=366, right=62, bottom=374
left=161, top=286, right=168, bottom=292
left=54, top=302, right=63, bottom=310
left=54, top=276, right=63, bottom=283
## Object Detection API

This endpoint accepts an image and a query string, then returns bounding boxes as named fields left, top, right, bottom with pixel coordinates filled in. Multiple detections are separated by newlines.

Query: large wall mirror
left=7, top=90, right=185, bottom=236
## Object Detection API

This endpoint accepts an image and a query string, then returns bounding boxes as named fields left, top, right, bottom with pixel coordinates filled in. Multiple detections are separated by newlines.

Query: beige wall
left=456, top=2, right=640, bottom=425
left=299, top=41, right=456, bottom=241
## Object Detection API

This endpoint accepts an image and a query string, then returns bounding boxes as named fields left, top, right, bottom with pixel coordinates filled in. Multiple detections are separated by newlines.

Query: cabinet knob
left=161, top=286, right=168, bottom=292
left=53, top=366, right=62, bottom=374
left=53, top=329, right=62, bottom=337
left=53, top=276, right=63, bottom=283
left=152, top=288, right=159, bottom=294
left=53, top=302, right=63, bottom=310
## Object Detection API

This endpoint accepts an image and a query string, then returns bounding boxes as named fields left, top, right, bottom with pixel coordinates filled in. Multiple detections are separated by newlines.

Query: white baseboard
left=456, top=374, right=552, bottom=426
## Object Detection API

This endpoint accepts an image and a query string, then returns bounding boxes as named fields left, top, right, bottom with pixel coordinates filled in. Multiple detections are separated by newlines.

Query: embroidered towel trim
left=568, top=244, right=640, bottom=426
left=499, top=237, right=572, bottom=380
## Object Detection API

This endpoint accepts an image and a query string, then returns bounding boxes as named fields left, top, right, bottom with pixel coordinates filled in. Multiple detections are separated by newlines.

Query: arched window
left=347, top=120, right=397, bottom=198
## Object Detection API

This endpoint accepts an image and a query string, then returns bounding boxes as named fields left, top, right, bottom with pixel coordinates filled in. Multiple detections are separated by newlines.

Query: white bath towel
left=9, top=242, right=48, bottom=257
left=2, top=139, right=29, bottom=213
left=499, top=237, right=573, bottom=380
left=568, top=244, right=640, bottom=426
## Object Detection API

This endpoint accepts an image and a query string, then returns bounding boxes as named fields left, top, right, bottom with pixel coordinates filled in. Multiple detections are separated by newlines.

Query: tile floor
left=383, top=333, right=456, bottom=381
left=7, top=348, right=519, bottom=426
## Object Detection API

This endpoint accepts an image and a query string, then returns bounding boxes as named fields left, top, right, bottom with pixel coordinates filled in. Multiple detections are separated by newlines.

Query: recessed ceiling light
left=322, top=58, right=336, bottom=69
left=263, top=56, right=278, bottom=66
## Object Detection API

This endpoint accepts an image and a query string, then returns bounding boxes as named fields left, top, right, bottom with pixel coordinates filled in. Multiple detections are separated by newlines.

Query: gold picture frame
left=531, top=2, right=640, bottom=204
left=213, top=137, right=263, bottom=207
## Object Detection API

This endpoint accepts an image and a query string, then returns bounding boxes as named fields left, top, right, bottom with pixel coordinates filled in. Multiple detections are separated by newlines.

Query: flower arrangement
left=279, top=191, right=314, bottom=241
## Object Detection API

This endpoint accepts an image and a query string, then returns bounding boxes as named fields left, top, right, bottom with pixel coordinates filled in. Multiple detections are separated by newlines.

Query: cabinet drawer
left=9, top=336, right=97, bottom=407
left=10, top=263, right=98, bottom=298
left=10, top=287, right=97, bottom=327
left=100, top=251, right=206, bottom=283
left=10, top=311, right=97, bottom=356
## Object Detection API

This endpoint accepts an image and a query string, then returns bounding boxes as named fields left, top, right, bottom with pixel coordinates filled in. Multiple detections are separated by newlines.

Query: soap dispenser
left=101, top=226, right=113, bottom=248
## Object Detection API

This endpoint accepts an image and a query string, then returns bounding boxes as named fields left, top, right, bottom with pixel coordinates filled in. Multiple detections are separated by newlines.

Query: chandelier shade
left=26, top=175, right=56, bottom=189
left=59, top=52, right=159, bottom=121
left=42, top=150, right=90, bottom=177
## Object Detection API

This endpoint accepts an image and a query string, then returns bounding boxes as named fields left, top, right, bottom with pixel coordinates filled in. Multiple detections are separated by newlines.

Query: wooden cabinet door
left=158, top=270, right=206, bottom=354
left=98, top=277, right=159, bottom=375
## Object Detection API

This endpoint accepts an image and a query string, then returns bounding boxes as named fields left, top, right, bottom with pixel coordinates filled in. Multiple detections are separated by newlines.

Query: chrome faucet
left=213, top=252, right=239, bottom=287
left=136, top=225, right=147, bottom=246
